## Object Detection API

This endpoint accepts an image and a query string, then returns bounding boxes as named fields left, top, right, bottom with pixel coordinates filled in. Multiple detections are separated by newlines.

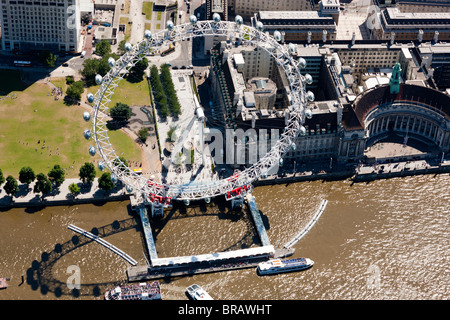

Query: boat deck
left=0, top=278, right=9, bottom=289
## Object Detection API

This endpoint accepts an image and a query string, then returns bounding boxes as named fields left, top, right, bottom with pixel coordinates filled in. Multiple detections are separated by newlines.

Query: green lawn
left=87, top=76, right=151, bottom=107
left=142, top=1, right=154, bottom=20
left=0, top=73, right=142, bottom=179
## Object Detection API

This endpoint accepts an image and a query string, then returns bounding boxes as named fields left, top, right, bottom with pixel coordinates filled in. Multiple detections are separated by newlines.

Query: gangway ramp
left=246, top=194, right=271, bottom=247
left=67, top=224, right=138, bottom=266
left=138, top=206, right=159, bottom=263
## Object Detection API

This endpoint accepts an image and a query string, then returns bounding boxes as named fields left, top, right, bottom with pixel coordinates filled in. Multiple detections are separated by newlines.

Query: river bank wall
left=1, top=161, right=449, bottom=209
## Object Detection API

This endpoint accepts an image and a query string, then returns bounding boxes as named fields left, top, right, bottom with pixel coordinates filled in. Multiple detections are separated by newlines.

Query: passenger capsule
left=279, top=158, right=284, bottom=167
left=306, top=91, right=315, bottom=102
left=305, top=108, right=313, bottom=119
left=144, top=29, right=152, bottom=39
left=87, top=92, right=94, bottom=103
left=256, top=21, right=264, bottom=32
left=111, top=173, right=118, bottom=184
left=83, top=129, right=91, bottom=140
left=89, top=146, right=96, bottom=156
left=183, top=199, right=190, bottom=206
left=98, top=161, right=105, bottom=171
left=305, top=74, right=313, bottom=85
left=273, top=30, right=282, bottom=42
left=189, top=15, right=197, bottom=25
left=166, top=20, right=174, bottom=30
left=83, top=111, right=91, bottom=122
left=288, top=43, right=296, bottom=54
left=290, top=142, right=297, bottom=151
left=95, top=74, right=103, bottom=85
left=213, top=13, right=221, bottom=23
left=235, top=15, right=243, bottom=25
left=298, top=57, right=307, bottom=69
left=108, top=57, right=116, bottom=67
left=124, top=42, right=132, bottom=51
left=126, top=185, right=133, bottom=193
left=299, top=125, right=306, bottom=136
left=205, top=197, right=211, bottom=204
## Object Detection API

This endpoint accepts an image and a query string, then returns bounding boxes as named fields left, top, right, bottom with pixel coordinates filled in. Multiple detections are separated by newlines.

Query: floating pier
left=127, top=194, right=277, bottom=281
left=68, top=224, right=138, bottom=266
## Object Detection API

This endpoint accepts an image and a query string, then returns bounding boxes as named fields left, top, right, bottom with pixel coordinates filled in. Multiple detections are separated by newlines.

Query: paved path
left=0, top=177, right=129, bottom=208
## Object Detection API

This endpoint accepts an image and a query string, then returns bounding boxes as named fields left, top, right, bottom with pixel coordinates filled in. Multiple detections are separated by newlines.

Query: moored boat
left=186, top=284, right=213, bottom=300
left=257, top=258, right=314, bottom=275
left=104, top=281, right=161, bottom=300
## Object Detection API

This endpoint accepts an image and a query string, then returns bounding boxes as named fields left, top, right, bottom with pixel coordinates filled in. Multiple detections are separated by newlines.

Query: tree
left=65, top=76, right=75, bottom=85
left=39, top=50, right=57, bottom=68
left=138, top=127, right=149, bottom=143
left=98, top=172, right=115, bottom=192
left=117, top=40, right=127, bottom=55
left=149, top=64, right=170, bottom=119
left=3, top=175, right=19, bottom=198
left=0, top=168, right=4, bottom=187
left=79, top=162, right=96, bottom=184
left=129, top=55, right=149, bottom=81
left=68, top=183, right=81, bottom=197
left=34, top=173, right=52, bottom=196
left=113, top=156, right=128, bottom=174
left=110, top=102, right=131, bottom=122
left=66, top=81, right=84, bottom=101
left=80, top=58, right=100, bottom=86
left=95, top=39, right=111, bottom=56
left=19, top=166, right=36, bottom=185
left=80, top=53, right=120, bottom=86
left=160, top=64, right=181, bottom=116
left=48, top=164, right=65, bottom=186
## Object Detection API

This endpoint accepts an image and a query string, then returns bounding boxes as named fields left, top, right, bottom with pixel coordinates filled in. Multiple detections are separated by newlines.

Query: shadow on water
left=26, top=215, right=141, bottom=298
left=151, top=197, right=263, bottom=256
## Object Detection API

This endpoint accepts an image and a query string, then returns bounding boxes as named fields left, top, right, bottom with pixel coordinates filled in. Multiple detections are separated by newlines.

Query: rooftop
left=258, top=11, right=333, bottom=21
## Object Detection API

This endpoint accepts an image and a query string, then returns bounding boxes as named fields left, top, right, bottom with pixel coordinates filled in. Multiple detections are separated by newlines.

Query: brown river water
left=0, top=174, right=448, bottom=300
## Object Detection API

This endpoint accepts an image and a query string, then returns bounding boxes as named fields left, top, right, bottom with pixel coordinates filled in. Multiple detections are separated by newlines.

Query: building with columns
left=341, top=82, right=450, bottom=163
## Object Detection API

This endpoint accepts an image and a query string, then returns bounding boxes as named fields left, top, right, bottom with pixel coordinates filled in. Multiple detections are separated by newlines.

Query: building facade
left=233, top=0, right=312, bottom=20
left=252, top=11, right=337, bottom=43
left=397, top=0, right=450, bottom=13
left=374, top=7, right=450, bottom=42
left=0, top=0, right=81, bottom=52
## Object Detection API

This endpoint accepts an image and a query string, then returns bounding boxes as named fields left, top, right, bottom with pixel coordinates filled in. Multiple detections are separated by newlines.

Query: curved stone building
left=340, top=82, right=450, bottom=162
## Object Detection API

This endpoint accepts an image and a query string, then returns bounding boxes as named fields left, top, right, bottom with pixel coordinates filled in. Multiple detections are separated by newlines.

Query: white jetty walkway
left=68, top=224, right=138, bottom=266
left=283, top=199, right=328, bottom=249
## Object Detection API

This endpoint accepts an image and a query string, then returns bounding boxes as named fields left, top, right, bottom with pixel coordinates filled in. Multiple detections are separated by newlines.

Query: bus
left=14, top=60, right=31, bottom=67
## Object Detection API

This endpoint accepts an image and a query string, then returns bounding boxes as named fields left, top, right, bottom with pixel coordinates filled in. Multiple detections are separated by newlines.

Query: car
left=180, top=65, right=186, bottom=69
left=62, top=62, right=69, bottom=67
left=172, top=65, right=179, bottom=69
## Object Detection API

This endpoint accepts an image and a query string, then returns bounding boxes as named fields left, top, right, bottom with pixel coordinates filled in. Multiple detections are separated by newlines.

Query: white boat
left=257, top=258, right=314, bottom=275
left=186, top=284, right=213, bottom=300
left=104, top=281, right=162, bottom=300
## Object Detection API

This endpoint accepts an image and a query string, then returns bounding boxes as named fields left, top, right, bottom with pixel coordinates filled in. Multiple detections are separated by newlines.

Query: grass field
left=0, top=71, right=142, bottom=179
left=87, top=76, right=151, bottom=107
left=142, top=1, right=154, bottom=20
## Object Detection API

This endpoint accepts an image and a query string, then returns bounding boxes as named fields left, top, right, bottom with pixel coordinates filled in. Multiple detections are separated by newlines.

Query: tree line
left=149, top=64, right=182, bottom=120
left=0, top=161, right=127, bottom=201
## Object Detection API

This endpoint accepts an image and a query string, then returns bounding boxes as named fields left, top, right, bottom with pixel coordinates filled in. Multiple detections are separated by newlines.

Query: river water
left=0, top=174, right=448, bottom=300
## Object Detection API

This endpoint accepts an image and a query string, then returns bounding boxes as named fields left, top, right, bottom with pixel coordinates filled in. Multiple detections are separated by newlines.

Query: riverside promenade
left=254, top=158, right=450, bottom=186
left=0, top=178, right=130, bottom=209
